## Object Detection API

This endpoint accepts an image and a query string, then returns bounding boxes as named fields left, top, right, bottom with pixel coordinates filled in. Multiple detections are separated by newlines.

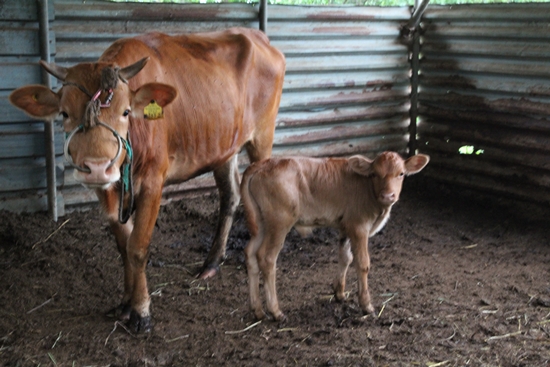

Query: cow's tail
left=240, top=163, right=263, bottom=240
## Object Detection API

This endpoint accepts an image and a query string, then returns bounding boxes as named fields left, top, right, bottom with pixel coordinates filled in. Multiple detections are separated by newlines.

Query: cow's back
left=99, top=28, right=285, bottom=182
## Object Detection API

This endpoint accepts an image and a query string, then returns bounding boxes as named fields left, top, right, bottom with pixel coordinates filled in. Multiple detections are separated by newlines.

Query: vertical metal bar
left=38, top=0, right=58, bottom=221
left=408, top=29, right=420, bottom=156
left=259, top=0, right=267, bottom=33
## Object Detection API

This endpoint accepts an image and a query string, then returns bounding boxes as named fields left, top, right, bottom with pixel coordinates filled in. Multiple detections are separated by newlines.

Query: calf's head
left=349, top=151, right=429, bottom=206
left=9, top=58, right=177, bottom=189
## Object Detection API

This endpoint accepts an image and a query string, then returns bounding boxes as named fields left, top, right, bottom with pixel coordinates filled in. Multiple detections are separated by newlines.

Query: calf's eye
left=123, top=109, right=130, bottom=117
left=61, top=111, right=69, bottom=119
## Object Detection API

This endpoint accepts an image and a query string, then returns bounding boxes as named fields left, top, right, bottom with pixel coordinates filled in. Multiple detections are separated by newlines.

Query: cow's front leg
left=124, top=184, right=163, bottom=333
left=349, top=229, right=376, bottom=317
left=109, top=218, right=134, bottom=320
left=98, top=189, right=134, bottom=321
left=199, top=155, right=240, bottom=279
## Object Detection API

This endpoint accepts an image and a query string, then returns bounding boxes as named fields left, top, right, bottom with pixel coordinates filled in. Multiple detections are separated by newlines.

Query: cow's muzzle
left=64, top=121, right=123, bottom=173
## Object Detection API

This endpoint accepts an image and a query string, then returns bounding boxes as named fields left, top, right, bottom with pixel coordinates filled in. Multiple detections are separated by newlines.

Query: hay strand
left=225, top=320, right=262, bottom=335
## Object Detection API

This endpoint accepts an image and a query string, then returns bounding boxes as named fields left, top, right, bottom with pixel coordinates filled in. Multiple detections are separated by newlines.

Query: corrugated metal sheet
left=418, top=4, right=550, bottom=204
left=268, top=5, right=411, bottom=160
left=0, top=0, right=63, bottom=213
left=53, top=1, right=413, bottom=211
left=53, top=0, right=260, bottom=211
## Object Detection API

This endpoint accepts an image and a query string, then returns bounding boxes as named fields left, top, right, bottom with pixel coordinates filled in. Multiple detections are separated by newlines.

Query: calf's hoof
left=272, top=311, right=287, bottom=323
left=253, top=309, right=267, bottom=321
left=334, top=291, right=347, bottom=303
left=128, top=310, right=152, bottom=333
left=361, top=305, right=377, bottom=319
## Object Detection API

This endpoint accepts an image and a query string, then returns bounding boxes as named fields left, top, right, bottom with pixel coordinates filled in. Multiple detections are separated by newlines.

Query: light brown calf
left=241, top=151, right=429, bottom=321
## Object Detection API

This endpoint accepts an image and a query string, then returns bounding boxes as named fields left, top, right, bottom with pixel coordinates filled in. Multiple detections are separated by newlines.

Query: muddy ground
left=0, top=175, right=549, bottom=367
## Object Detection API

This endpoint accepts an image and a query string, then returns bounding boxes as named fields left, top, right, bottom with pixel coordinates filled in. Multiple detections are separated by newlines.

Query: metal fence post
left=38, top=0, right=58, bottom=221
left=260, top=0, right=267, bottom=33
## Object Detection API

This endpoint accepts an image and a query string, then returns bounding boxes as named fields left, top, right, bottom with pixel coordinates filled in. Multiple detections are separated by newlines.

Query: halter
left=63, top=73, right=134, bottom=224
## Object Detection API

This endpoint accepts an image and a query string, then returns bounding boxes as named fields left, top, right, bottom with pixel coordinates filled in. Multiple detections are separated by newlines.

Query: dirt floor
left=0, top=175, right=549, bottom=367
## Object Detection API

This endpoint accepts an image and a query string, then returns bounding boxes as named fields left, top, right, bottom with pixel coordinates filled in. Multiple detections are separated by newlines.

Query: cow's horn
left=119, top=57, right=149, bottom=82
left=40, top=60, right=68, bottom=81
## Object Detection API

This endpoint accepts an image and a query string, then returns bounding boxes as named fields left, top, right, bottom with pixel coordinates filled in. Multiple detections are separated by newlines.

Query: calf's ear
left=9, top=85, right=60, bottom=120
left=405, top=154, right=430, bottom=175
left=133, top=83, right=178, bottom=111
left=349, top=155, right=373, bottom=176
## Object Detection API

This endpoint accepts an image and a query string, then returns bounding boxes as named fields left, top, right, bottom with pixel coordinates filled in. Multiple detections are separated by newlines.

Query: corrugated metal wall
left=418, top=4, right=550, bottom=203
left=0, top=0, right=64, bottom=213
left=51, top=1, right=412, bottom=211
left=268, top=6, right=411, bottom=158
left=5, top=1, right=550, bottom=214
left=52, top=0, right=261, bottom=210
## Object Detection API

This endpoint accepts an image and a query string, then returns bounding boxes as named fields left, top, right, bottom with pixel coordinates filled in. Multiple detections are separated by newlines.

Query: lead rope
left=119, top=133, right=134, bottom=224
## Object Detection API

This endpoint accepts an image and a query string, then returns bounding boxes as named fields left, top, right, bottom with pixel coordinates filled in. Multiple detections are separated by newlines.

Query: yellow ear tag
left=143, top=100, right=163, bottom=120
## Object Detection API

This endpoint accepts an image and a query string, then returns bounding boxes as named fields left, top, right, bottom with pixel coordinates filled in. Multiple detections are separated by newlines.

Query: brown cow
left=241, top=152, right=429, bottom=321
left=9, top=28, right=285, bottom=332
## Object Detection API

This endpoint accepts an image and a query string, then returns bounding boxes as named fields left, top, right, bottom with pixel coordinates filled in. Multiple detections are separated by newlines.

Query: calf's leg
left=199, top=155, right=240, bottom=279
left=244, top=231, right=266, bottom=320
left=349, top=230, right=376, bottom=316
left=258, top=228, right=290, bottom=322
left=333, top=236, right=353, bottom=302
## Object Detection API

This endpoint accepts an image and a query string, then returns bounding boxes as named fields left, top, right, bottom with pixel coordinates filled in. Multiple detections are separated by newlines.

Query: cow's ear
left=405, top=154, right=430, bottom=175
left=133, top=83, right=177, bottom=110
left=9, top=85, right=60, bottom=120
left=349, top=155, right=373, bottom=177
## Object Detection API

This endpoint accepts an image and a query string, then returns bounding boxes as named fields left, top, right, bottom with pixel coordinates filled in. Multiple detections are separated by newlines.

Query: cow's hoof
left=128, top=310, right=152, bottom=333
left=106, top=303, right=132, bottom=321
left=197, top=264, right=220, bottom=279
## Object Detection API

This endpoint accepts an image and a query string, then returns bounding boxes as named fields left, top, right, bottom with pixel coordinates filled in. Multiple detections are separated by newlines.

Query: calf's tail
left=240, top=163, right=263, bottom=238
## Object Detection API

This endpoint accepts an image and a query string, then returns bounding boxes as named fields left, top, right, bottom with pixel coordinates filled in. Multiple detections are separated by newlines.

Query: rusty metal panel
left=0, top=0, right=60, bottom=213
left=53, top=0, right=260, bottom=212
left=418, top=3, right=550, bottom=204
left=269, top=4, right=411, bottom=162
left=53, top=0, right=258, bottom=65
left=54, top=2, right=412, bottom=212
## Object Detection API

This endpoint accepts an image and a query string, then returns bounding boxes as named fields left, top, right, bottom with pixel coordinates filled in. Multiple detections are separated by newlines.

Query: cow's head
left=349, top=151, right=429, bottom=206
left=9, top=58, right=177, bottom=189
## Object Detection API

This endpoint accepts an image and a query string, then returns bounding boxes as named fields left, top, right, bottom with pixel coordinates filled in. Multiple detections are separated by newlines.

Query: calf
left=240, top=151, right=429, bottom=321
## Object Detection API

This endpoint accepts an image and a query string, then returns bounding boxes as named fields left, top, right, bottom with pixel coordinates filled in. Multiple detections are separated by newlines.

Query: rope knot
left=84, top=99, right=101, bottom=128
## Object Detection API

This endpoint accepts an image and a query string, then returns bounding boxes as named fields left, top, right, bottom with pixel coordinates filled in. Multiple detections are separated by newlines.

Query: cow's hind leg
left=199, top=155, right=240, bottom=279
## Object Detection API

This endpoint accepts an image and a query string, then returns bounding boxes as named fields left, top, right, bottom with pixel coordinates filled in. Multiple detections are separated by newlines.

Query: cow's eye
left=123, top=109, right=130, bottom=117
left=60, top=111, right=69, bottom=119
left=399, top=172, right=405, bottom=177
